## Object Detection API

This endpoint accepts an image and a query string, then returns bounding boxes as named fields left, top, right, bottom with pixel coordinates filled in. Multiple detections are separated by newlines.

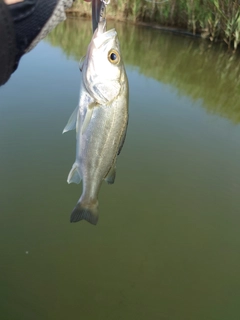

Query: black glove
left=0, top=0, right=74, bottom=86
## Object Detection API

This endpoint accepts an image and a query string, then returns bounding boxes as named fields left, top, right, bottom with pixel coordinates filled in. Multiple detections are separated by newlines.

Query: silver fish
left=63, top=20, right=129, bottom=225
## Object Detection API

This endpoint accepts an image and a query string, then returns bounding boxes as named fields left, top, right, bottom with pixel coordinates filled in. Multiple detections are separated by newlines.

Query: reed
left=47, top=18, right=240, bottom=123
left=68, top=0, right=240, bottom=50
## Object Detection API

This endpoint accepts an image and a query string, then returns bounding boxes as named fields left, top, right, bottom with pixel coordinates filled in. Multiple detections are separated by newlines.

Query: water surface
left=1, top=19, right=240, bottom=320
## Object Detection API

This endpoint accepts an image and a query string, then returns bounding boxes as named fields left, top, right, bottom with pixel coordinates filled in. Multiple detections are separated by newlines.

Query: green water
left=1, top=19, right=240, bottom=320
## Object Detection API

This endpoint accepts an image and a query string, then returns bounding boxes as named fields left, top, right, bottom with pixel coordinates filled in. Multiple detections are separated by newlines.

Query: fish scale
left=63, top=18, right=129, bottom=225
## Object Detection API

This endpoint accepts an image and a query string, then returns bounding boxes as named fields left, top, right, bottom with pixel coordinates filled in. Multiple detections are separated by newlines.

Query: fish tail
left=70, top=200, right=99, bottom=225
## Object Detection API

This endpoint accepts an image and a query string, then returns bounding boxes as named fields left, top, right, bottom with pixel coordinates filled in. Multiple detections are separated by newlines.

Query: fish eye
left=108, top=49, right=120, bottom=65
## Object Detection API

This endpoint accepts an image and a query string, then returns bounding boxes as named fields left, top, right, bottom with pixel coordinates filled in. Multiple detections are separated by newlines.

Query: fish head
left=83, top=21, right=125, bottom=105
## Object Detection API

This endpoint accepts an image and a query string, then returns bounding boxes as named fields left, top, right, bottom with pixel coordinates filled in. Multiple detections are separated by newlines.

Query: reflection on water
left=1, top=18, right=240, bottom=320
left=47, top=18, right=240, bottom=123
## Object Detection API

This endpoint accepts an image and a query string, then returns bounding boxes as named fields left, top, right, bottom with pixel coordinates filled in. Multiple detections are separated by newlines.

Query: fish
left=63, top=19, right=129, bottom=225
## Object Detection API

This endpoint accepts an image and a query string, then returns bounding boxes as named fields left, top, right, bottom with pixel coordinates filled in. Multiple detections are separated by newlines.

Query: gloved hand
left=0, top=0, right=75, bottom=85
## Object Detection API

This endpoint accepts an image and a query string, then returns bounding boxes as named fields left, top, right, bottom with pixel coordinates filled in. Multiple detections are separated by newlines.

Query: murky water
left=1, top=18, right=240, bottom=320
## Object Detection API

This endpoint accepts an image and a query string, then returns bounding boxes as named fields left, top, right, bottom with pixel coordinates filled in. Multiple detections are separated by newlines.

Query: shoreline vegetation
left=66, top=0, right=240, bottom=51
left=47, top=18, right=240, bottom=124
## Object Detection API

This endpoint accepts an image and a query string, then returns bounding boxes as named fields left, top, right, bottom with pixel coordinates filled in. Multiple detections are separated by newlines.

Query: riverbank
left=66, top=0, right=240, bottom=51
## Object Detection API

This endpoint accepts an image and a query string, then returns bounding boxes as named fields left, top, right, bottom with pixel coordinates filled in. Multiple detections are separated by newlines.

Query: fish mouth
left=93, top=28, right=117, bottom=49
left=91, top=0, right=117, bottom=47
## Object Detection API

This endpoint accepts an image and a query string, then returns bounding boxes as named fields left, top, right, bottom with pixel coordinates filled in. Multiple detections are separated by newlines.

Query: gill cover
left=83, top=22, right=122, bottom=105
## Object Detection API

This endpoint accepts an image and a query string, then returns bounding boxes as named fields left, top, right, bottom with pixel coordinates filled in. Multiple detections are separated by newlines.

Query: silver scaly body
left=63, top=20, right=129, bottom=225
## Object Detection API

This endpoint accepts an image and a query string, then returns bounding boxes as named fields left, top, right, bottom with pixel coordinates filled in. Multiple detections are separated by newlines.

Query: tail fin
left=70, top=201, right=99, bottom=225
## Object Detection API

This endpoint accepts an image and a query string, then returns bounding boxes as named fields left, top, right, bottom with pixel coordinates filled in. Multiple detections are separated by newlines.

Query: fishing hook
left=92, top=0, right=109, bottom=33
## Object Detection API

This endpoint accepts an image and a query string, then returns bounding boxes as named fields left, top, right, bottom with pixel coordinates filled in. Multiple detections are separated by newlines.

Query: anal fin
left=67, top=163, right=81, bottom=184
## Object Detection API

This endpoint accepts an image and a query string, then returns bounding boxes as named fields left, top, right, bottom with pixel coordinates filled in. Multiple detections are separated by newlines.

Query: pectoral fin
left=63, top=106, right=79, bottom=134
left=81, top=102, right=98, bottom=134
left=79, top=55, right=86, bottom=72
left=81, top=106, right=94, bottom=134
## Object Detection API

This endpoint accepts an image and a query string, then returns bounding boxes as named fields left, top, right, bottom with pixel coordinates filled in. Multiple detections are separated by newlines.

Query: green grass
left=47, top=19, right=240, bottom=123
left=69, top=0, right=240, bottom=50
